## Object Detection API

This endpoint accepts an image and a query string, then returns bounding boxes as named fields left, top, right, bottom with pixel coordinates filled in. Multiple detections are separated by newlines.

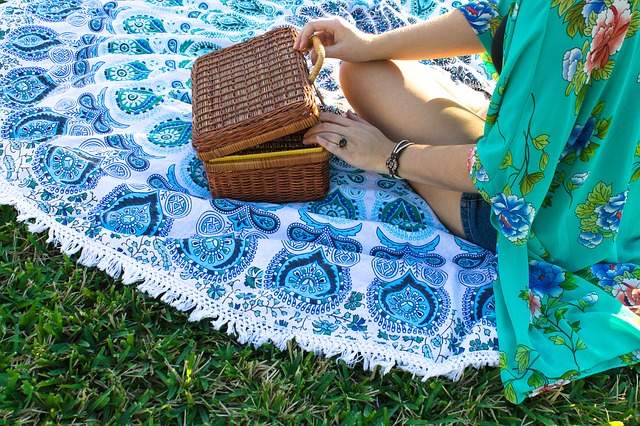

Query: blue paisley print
left=0, top=67, right=57, bottom=109
left=264, top=246, right=353, bottom=315
left=367, top=270, right=451, bottom=336
left=148, top=119, right=192, bottom=148
left=308, top=189, right=361, bottom=219
left=28, top=0, right=82, bottom=22
left=462, top=284, right=496, bottom=329
left=2, top=26, right=61, bottom=61
left=168, top=234, right=258, bottom=284
left=115, top=87, right=163, bottom=115
left=123, top=15, right=167, bottom=34
left=1, top=108, right=68, bottom=141
left=211, top=198, right=280, bottom=235
left=287, top=211, right=363, bottom=253
left=92, top=185, right=173, bottom=236
left=32, top=145, right=104, bottom=192
left=104, top=61, right=153, bottom=81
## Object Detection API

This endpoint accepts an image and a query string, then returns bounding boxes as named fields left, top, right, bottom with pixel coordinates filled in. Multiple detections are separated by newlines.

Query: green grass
left=0, top=205, right=638, bottom=424
left=0, top=0, right=637, bottom=420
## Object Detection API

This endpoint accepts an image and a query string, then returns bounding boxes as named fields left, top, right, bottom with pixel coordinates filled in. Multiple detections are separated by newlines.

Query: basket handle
left=307, top=34, right=325, bottom=83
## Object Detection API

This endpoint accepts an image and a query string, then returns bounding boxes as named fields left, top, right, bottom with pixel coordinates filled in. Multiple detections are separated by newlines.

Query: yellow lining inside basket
left=205, top=147, right=325, bottom=164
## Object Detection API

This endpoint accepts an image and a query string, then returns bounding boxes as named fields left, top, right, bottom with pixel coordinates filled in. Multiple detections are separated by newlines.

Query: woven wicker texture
left=205, top=148, right=331, bottom=202
left=191, top=26, right=321, bottom=159
left=231, top=130, right=308, bottom=155
left=190, top=26, right=330, bottom=203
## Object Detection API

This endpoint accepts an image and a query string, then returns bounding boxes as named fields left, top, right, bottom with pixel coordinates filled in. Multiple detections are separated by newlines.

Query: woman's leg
left=338, top=59, right=488, bottom=237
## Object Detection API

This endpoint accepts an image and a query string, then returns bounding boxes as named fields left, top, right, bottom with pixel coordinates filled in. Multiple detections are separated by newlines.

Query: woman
left=295, top=7, right=493, bottom=250
left=293, top=0, right=640, bottom=403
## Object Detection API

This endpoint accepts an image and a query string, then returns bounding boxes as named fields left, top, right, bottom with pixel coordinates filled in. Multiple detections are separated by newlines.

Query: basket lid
left=191, top=26, right=320, bottom=159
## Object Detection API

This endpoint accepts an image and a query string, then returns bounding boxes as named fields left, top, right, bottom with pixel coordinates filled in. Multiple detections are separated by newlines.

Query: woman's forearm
left=365, top=10, right=483, bottom=61
left=397, top=143, right=478, bottom=193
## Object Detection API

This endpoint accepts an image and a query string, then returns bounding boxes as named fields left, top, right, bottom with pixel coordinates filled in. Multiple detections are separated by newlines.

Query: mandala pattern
left=263, top=246, right=353, bottom=314
left=115, top=87, right=163, bottom=115
left=287, top=211, right=363, bottom=253
left=367, top=270, right=450, bottom=336
left=92, top=185, right=173, bottom=236
left=168, top=234, right=257, bottom=284
left=162, top=191, right=192, bottom=218
left=196, top=211, right=226, bottom=236
left=0, top=67, right=57, bottom=109
left=1, top=107, right=69, bottom=141
left=148, top=119, right=192, bottom=148
left=32, top=145, right=104, bottom=193
left=0, top=0, right=503, bottom=386
left=2, top=26, right=61, bottom=61
left=462, top=284, right=496, bottom=330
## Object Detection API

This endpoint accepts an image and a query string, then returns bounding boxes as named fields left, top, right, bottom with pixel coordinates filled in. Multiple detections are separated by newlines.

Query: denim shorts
left=460, top=192, right=498, bottom=252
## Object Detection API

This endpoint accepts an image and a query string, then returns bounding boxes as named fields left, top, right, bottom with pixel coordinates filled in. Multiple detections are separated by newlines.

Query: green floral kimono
left=457, top=0, right=640, bottom=403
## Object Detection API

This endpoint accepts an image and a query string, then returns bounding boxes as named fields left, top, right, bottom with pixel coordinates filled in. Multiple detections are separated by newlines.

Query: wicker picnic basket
left=191, top=26, right=331, bottom=203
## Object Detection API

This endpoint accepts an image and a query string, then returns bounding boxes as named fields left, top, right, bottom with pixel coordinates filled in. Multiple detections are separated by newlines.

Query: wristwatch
left=386, top=139, right=414, bottom=179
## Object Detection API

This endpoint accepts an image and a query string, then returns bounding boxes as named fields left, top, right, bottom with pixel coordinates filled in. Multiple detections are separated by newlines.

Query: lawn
left=0, top=0, right=638, bottom=422
left=0, top=206, right=638, bottom=425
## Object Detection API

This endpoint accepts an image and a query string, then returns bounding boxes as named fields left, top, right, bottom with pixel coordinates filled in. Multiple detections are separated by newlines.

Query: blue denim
left=460, top=192, right=498, bottom=252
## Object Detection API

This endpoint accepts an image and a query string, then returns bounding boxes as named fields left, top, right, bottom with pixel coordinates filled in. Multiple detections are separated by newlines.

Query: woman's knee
left=339, top=61, right=366, bottom=101
left=338, top=60, right=394, bottom=99
left=339, top=60, right=370, bottom=85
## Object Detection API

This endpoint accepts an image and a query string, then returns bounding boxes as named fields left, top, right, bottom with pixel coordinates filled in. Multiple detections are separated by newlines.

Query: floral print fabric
left=458, top=0, right=640, bottom=403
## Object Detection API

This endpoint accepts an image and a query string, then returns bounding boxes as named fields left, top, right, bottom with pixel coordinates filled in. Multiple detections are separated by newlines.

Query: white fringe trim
left=0, top=177, right=499, bottom=381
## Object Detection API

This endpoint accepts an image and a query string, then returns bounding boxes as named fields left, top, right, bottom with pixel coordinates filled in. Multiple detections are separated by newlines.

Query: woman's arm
left=395, top=143, right=477, bottom=193
left=365, top=10, right=484, bottom=61
left=294, top=8, right=486, bottom=63
left=303, top=111, right=477, bottom=193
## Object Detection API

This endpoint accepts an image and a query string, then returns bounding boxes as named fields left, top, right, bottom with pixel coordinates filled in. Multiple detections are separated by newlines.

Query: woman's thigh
left=338, top=59, right=488, bottom=146
left=338, top=59, right=488, bottom=238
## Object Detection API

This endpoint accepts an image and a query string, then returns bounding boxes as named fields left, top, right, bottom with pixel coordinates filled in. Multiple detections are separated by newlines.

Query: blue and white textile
left=0, top=0, right=500, bottom=379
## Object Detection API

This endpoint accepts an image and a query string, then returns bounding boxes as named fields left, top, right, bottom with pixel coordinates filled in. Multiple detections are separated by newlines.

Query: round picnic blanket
left=0, top=0, right=500, bottom=385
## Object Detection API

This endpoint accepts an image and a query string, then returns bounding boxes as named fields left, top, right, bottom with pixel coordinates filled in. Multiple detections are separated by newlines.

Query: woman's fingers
left=304, top=123, right=352, bottom=140
left=294, top=19, right=332, bottom=50
left=295, top=22, right=319, bottom=50
left=346, top=110, right=372, bottom=126
left=318, top=111, right=357, bottom=127
left=306, top=135, right=341, bottom=156
left=317, top=31, right=334, bottom=46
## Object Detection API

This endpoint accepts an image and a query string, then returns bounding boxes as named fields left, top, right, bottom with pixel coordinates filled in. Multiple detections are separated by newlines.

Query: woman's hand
left=293, top=17, right=376, bottom=63
left=303, top=111, right=395, bottom=174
